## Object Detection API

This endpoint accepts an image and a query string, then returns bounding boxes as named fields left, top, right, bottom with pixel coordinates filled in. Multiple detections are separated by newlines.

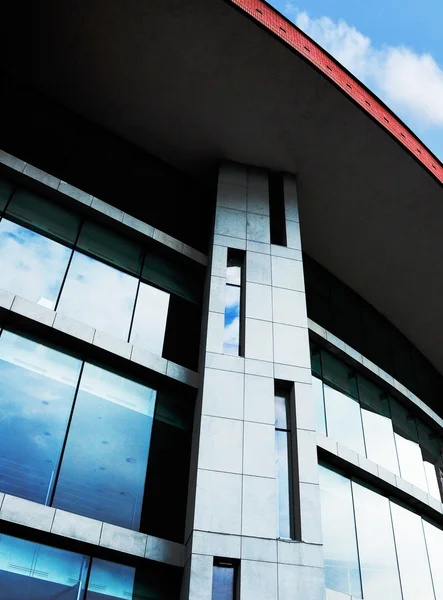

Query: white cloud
left=283, top=4, right=443, bottom=130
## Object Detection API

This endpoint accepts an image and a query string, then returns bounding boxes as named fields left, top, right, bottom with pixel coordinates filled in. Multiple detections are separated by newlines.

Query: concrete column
left=182, top=163, right=325, bottom=600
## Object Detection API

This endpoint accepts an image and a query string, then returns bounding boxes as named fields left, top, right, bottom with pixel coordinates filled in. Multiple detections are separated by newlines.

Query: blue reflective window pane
left=212, top=564, right=235, bottom=600
left=53, top=364, right=157, bottom=529
left=312, top=376, right=327, bottom=435
left=319, top=466, right=362, bottom=598
left=352, top=482, right=402, bottom=600
left=0, top=534, right=89, bottom=600
left=390, top=502, right=435, bottom=600
left=57, top=252, right=138, bottom=339
left=0, top=219, right=71, bottom=308
left=276, top=430, right=291, bottom=539
left=324, top=385, right=365, bottom=455
left=274, top=393, right=288, bottom=430
left=395, top=433, right=428, bottom=492
left=0, top=331, right=81, bottom=503
left=130, top=282, right=170, bottom=355
left=361, top=408, right=399, bottom=475
left=423, top=520, right=443, bottom=600
left=223, top=285, right=240, bottom=355
left=87, top=559, right=136, bottom=600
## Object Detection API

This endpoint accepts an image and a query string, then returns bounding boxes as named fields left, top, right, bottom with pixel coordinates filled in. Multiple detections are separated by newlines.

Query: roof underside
left=3, top=0, right=443, bottom=386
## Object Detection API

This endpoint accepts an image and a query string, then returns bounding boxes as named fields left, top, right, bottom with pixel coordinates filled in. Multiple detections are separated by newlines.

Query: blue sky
left=268, top=1, right=443, bottom=161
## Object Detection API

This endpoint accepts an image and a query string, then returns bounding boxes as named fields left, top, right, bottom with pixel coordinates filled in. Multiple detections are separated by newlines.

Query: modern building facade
left=0, top=1, right=442, bottom=599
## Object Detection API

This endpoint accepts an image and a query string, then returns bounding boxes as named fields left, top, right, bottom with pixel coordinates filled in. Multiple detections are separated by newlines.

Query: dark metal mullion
left=54, top=217, right=85, bottom=312
left=47, top=361, right=85, bottom=507
left=81, top=555, right=94, bottom=600
left=127, top=252, right=147, bottom=344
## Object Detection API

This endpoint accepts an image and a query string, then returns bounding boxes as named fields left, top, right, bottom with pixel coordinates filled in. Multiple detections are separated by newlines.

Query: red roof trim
left=230, top=0, right=443, bottom=185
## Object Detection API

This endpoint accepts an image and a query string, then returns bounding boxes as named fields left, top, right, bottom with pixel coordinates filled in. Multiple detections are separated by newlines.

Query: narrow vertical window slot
left=223, top=249, right=244, bottom=356
left=269, top=172, right=287, bottom=246
left=275, top=383, right=298, bottom=539
left=212, top=558, right=238, bottom=600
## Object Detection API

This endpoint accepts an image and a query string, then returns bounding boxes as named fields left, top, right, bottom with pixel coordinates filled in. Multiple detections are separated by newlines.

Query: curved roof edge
left=230, top=0, right=443, bottom=185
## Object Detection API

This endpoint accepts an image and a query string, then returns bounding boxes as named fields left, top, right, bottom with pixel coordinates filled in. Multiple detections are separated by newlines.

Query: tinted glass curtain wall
left=0, top=329, right=156, bottom=530
left=312, top=346, right=443, bottom=502
left=0, top=178, right=202, bottom=368
left=319, top=465, right=443, bottom=600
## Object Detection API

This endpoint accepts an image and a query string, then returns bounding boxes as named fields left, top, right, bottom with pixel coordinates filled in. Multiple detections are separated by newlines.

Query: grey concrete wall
left=182, top=163, right=325, bottom=600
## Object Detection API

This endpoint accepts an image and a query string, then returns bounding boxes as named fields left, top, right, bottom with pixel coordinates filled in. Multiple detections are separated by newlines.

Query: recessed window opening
left=269, top=172, right=287, bottom=246
left=212, top=558, right=238, bottom=600
left=223, top=249, right=245, bottom=356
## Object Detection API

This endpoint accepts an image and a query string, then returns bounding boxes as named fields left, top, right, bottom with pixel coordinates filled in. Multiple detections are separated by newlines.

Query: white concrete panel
left=278, top=540, right=301, bottom=565
left=219, top=163, right=248, bottom=187
left=299, top=483, right=323, bottom=544
left=145, top=536, right=184, bottom=566
left=244, top=374, right=275, bottom=425
left=91, top=198, right=124, bottom=222
left=215, top=207, right=247, bottom=239
left=52, top=509, right=102, bottom=545
left=247, top=213, right=271, bottom=244
left=205, top=311, right=225, bottom=355
left=271, top=256, right=305, bottom=291
left=217, top=181, right=247, bottom=211
left=274, top=363, right=312, bottom=384
left=213, top=234, right=246, bottom=250
left=247, top=187, right=270, bottom=216
left=245, top=358, right=274, bottom=378
left=93, top=329, right=132, bottom=359
left=188, top=553, right=214, bottom=600
left=53, top=312, right=95, bottom=344
left=246, top=251, right=272, bottom=285
left=245, top=318, right=273, bottom=362
left=206, top=352, right=245, bottom=373
left=286, top=220, right=302, bottom=250
left=241, top=560, right=278, bottom=600
left=208, top=276, right=226, bottom=314
left=273, top=324, right=310, bottom=368
left=0, top=495, right=55, bottom=532
left=242, top=475, right=277, bottom=538
left=192, top=530, right=241, bottom=559
left=247, top=240, right=271, bottom=254
left=294, top=383, right=316, bottom=432
left=244, top=421, right=276, bottom=478
left=242, top=537, right=277, bottom=562
left=130, top=345, right=168, bottom=375
left=0, top=289, right=14, bottom=310
left=297, top=429, right=319, bottom=485
left=337, top=444, right=359, bottom=467
left=195, top=469, right=242, bottom=535
left=283, top=174, right=299, bottom=222
left=246, top=282, right=273, bottom=321
left=199, top=415, right=243, bottom=474
left=122, top=213, right=155, bottom=238
left=202, top=368, right=244, bottom=420
left=278, top=564, right=325, bottom=600
left=272, top=287, right=307, bottom=327
left=100, top=523, right=147, bottom=556
left=248, top=167, right=269, bottom=192
left=11, top=296, right=55, bottom=327
left=211, top=244, right=228, bottom=277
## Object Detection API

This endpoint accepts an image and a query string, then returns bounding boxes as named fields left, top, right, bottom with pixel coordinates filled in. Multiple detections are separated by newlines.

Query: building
left=0, top=0, right=442, bottom=598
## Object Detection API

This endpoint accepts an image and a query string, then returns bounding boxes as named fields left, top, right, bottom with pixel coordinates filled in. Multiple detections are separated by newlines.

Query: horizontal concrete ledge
left=0, top=149, right=207, bottom=267
left=317, top=434, right=443, bottom=520
left=0, top=493, right=184, bottom=566
left=308, top=319, right=443, bottom=430
left=0, top=290, right=200, bottom=389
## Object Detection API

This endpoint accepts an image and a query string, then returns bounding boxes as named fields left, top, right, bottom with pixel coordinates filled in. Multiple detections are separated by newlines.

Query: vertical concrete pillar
left=182, top=163, right=324, bottom=600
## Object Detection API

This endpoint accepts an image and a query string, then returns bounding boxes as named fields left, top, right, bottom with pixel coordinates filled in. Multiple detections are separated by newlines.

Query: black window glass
left=0, top=177, right=14, bottom=213
left=0, top=330, right=81, bottom=504
left=77, top=221, right=143, bottom=276
left=6, top=188, right=81, bottom=245
left=143, top=252, right=201, bottom=304
left=321, top=350, right=358, bottom=398
left=53, top=364, right=157, bottom=529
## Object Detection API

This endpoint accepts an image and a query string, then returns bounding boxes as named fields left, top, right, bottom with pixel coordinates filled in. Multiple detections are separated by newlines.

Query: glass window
left=53, top=364, right=157, bottom=530
left=6, top=188, right=81, bottom=245
left=321, top=351, right=358, bottom=398
left=390, top=502, right=435, bottom=600
left=423, top=520, right=443, bottom=600
left=319, top=466, right=362, bottom=598
left=0, top=177, right=14, bottom=213
left=324, top=385, right=366, bottom=455
left=0, top=330, right=81, bottom=504
left=361, top=409, right=399, bottom=475
left=212, top=560, right=236, bottom=600
left=56, top=251, right=138, bottom=339
left=312, top=376, right=327, bottom=435
left=223, top=250, right=243, bottom=356
left=77, top=221, right=143, bottom=276
left=87, top=559, right=138, bottom=600
left=0, top=533, right=89, bottom=600
left=275, top=390, right=293, bottom=539
left=417, top=421, right=442, bottom=500
left=143, top=252, right=201, bottom=304
left=0, top=218, right=72, bottom=308
left=352, top=482, right=402, bottom=600
left=129, top=282, right=170, bottom=355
